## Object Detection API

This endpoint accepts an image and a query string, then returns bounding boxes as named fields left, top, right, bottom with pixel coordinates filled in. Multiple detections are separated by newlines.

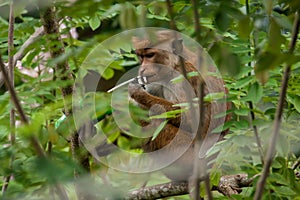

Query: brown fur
left=129, top=32, right=231, bottom=181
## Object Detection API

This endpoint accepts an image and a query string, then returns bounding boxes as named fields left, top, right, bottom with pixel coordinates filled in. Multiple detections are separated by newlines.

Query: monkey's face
left=136, top=48, right=178, bottom=83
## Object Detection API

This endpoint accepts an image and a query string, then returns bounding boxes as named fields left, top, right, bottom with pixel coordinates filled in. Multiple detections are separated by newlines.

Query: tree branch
left=126, top=174, right=253, bottom=199
left=0, top=55, right=46, bottom=158
left=165, top=0, right=177, bottom=31
left=39, top=5, right=73, bottom=102
left=13, top=27, right=44, bottom=67
left=254, top=11, right=300, bottom=200
left=127, top=182, right=189, bottom=200
left=39, top=2, right=90, bottom=200
left=0, top=27, right=44, bottom=88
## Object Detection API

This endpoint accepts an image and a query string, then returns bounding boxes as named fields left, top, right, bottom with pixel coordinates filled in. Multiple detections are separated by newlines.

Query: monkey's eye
left=144, top=53, right=155, bottom=58
left=137, top=56, right=143, bottom=62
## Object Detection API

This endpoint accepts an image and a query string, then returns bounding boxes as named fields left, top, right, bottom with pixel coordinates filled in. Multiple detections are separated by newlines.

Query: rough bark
left=126, top=174, right=253, bottom=199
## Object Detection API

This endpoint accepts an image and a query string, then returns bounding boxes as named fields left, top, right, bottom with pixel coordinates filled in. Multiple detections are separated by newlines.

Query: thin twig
left=165, top=0, right=197, bottom=149
left=0, top=1, right=46, bottom=159
left=0, top=55, right=46, bottom=158
left=2, top=0, right=15, bottom=194
left=165, top=1, right=211, bottom=199
left=190, top=0, right=211, bottom=199
left=244, top=0, right=265, bottom=165
left=8, top=0, right=15, bottom=147
left=1, top=177, right=10, bottom=195
left=248, top=101, right=264, bottom=163
left=292, top=156, right=300, bottom=170
left=0, top=58, right=27, bottom=123
left=254, top=11, right=300, bottom=200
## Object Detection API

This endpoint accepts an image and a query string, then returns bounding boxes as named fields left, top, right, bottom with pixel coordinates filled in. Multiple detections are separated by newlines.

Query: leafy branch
left=0, top=27, right=44, bottom=88
left=254, top=11, right=300, bottom=200
left=38, top=2, right=91, bottom=200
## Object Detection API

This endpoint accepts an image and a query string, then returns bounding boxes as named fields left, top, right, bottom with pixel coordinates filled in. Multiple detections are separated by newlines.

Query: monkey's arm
left=128, top=83, right=182, bottom=127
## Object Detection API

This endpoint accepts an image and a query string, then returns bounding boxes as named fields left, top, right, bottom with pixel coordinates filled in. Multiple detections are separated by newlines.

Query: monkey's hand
left=128, top=82, right=146, bottom=99
left=128, top=82, right=183, bottom=129
left=128, top=82, right=175, bottom=114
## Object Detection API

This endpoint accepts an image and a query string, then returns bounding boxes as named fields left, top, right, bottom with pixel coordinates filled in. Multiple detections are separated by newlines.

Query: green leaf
left=215, top=9, right=230, bottom=32
left=107, top=131, right=120, bottom=143
left=151, top=120, right=168, bottom=141
left=102, top=67, right=115, bottom=80
left=204, top=92, right=225, bottom=103
left=293, top=99, right=300, bottom=111
left=234, top=119, right=249, bottom=129
left=255, top=51, right=283, bottom=72
left=234, top=76, right=253, bottom=89
left=0, top=125, right=8, bottom=140
left=222, top=51, right=241, bottom=76
left=268, top=18, right=285, bottom=54
left=263, top=0, right=273, bottom=15
left=150, top=108, right=184, bottom=119
left=55, top=114, right=67, bottom=129
left=277, top=134, right=290, bottom=156
left=246, top=82, right=263, bottom=103
left=274, top=186, right=296, bottom=196
left=214, top=109, right=234, bottom=119
left=287, top=94, right=300, bottom=113
left=234, top=108, right=249, bottom=116
left=148, top=2, right=167, bottom=17
left=117, top=136, right=130, bottom=150
left=271, top=159, right=282, bottom=169
left=210, top=170, right=221, bottom=186
left=238, top=16, right=253, bottom=39
left=100, top=4, right=121, bottom=20
left=119, top=2, right=138, bottom=29
left=89, top=14, right=101, bottom=31
left=171, top=71, right=199, bottom=84
left=273, top=12, right=293, bottom=31
left=211, top=121, right=233, bottom=133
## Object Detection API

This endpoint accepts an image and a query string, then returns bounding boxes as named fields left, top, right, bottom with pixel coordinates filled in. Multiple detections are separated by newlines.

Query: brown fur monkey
left=128, top=30, right=230, bottom=181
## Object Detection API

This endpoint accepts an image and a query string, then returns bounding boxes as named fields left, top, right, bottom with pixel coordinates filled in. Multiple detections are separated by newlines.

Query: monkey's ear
left=171, top=39, right=183, bottom=55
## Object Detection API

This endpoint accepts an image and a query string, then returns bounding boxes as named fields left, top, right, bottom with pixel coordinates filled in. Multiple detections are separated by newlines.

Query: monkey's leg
left=142, top=121, right=196, bottom=181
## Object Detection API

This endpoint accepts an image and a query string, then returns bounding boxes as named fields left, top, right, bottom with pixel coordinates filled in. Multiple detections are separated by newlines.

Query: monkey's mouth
left=145, top=73, right=175, bottom=84
left=139, top=74, right=156, bottom=84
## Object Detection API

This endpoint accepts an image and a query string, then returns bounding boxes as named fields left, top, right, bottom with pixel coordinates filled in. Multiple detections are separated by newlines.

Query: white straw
left=107, top=76, right=147, bottom=93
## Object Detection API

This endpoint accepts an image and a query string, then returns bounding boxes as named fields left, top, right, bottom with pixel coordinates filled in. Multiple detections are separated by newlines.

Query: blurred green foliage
left=0, top=0, right=300, bottom=199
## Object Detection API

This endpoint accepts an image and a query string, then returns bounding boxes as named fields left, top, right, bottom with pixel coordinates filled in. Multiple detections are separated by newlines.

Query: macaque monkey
left=128, top=30, right=230, bottom=181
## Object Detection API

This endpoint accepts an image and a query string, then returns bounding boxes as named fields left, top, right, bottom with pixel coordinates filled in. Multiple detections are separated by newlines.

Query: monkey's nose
left=140, top=68, right=146, bottom=77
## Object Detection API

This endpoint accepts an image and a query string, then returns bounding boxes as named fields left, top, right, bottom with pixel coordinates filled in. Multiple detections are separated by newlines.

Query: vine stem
left=254, top=11, right=300, bottom=200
